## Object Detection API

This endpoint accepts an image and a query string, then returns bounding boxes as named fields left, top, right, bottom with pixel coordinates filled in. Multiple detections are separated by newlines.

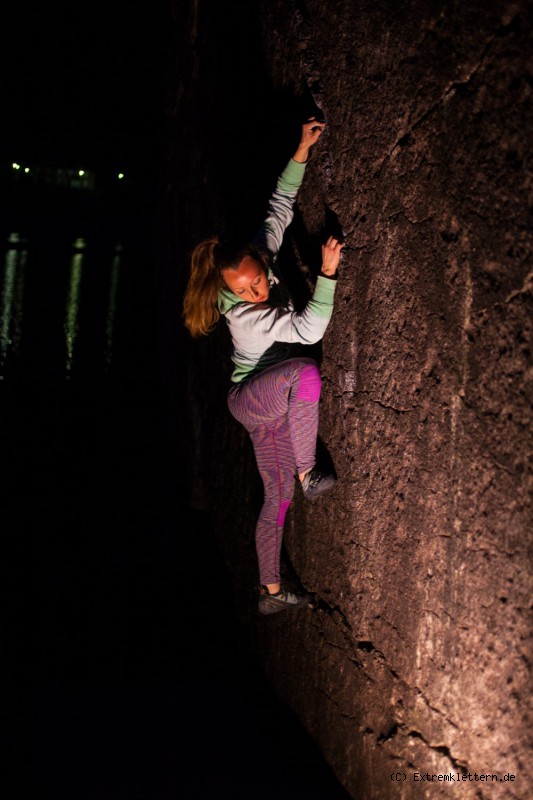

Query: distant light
left=118, top=173, right=124, bottom=180
left=12, top=163, right=21, bottom=170
left=24, top=167, right=30, bottom=173
left=79, top=170, right=85, bottom=176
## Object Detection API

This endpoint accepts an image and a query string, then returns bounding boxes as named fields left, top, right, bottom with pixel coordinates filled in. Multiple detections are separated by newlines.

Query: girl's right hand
left=321, top=237, right=345, bottom=277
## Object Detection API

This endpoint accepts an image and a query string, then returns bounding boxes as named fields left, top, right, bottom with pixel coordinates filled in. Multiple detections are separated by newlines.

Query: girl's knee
left=276, top=498, right=292, bottom=527
left=261, top=479, right=294, bottom=528
left=276, top=475, right=295, bottom=525
left=295, top=361, right=321, bottom=403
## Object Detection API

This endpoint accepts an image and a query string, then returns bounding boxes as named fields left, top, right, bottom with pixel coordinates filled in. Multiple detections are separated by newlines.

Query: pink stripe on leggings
left=277, top=499, right=291, bottom=527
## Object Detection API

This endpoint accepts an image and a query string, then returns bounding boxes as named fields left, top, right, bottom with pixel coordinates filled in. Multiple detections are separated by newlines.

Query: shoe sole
left=303, top=478, right=336, bottom=500
left=258, top=596, right=311, bottom=615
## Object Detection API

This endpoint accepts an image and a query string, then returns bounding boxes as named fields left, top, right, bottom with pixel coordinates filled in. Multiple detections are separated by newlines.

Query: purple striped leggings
left=227, top=358, right=321, bottom=585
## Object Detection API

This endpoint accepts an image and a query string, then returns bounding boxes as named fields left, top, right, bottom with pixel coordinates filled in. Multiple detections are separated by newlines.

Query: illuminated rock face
left=168, top=1, right=532, bottom=797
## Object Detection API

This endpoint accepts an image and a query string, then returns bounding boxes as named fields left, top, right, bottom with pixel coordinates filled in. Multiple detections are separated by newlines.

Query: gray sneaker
left=301, top=469, right=336, bottom=500
left=258, top=585, right=312, bottom=615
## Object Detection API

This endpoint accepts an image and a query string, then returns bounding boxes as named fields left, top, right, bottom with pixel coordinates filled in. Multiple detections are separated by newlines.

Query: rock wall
left=164, top=1, right=532, bottom=797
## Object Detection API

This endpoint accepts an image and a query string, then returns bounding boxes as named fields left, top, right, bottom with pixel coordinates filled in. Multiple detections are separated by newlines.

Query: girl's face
left=221, top=256, right=270, bottom=304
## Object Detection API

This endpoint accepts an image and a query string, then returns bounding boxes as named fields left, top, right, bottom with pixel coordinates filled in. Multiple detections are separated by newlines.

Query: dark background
left=1, top=2, right=351, bottom=798
left=1, top=0, right=168, bottom=183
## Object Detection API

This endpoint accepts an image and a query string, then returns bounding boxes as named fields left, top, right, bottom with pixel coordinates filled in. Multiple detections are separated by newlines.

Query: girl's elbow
left=299, top=332, right=322, bottom=345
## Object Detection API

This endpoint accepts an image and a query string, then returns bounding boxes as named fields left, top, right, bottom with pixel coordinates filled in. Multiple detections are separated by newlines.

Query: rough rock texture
left=164, top=1, right=532, bottom=798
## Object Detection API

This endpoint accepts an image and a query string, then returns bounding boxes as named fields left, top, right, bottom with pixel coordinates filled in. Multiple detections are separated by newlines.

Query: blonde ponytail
left=183, top=237, right=270, bottom=337
left=183, top=238, right=222, bottom=337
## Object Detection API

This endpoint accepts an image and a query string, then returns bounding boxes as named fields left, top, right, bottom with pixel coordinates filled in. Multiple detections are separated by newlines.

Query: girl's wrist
left=293, top=143, right=310, bottom=163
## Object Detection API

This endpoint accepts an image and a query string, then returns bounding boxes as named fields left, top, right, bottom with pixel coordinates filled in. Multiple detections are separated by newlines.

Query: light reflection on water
left=0, top=231, right=123, bottom=379
left=1, top=238, right=27, bottom=376
left=64, top=250, right=84, bottom=374
left=105, top=249, right=122, bottom=370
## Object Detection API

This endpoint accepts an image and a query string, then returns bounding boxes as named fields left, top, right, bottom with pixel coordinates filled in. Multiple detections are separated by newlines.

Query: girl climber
left=183, top=117, right=344, bottom=615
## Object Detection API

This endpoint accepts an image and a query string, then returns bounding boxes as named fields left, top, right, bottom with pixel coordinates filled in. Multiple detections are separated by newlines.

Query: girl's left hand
left=321, top=236, right=345, bottom=277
